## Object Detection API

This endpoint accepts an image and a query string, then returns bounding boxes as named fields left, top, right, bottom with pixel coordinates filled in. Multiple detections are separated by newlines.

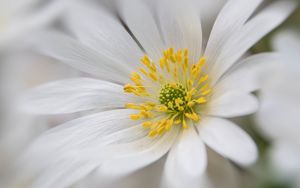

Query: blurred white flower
left=0, top=0, right=66, bottom=48
left=19, top=0, right=295, bottom=187
left=0, top=51, right=79, bottom=187
left=256, top=30, right=300, bottom=187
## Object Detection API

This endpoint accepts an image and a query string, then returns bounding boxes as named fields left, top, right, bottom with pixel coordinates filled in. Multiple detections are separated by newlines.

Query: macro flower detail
left=17, top=0, right=296, bottom=187
left=124, top=48, right=211, bottom=137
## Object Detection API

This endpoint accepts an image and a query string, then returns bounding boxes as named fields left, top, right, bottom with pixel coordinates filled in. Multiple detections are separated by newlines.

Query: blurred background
left=0, top=0, right=299, bottom=188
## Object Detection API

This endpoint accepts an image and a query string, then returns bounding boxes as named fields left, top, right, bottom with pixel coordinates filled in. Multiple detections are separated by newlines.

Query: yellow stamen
left=198, top=74, right=209, bottom=84
left=130, top=114, right=142, bottom=120
left=142, top=121, right=152, bottom=128
left=124, top=48, right=212, bottom=137
left=182, top=119, right=188, bottom=129
left=196, top=97, right=207, bottom=104
left=148, top=72, right=158, bottom=81
left=155, top=105, right=168, bottom=112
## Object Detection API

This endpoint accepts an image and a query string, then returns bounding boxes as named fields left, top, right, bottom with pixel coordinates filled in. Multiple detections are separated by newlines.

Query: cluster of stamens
left=124, top=48, right=212, bottom=137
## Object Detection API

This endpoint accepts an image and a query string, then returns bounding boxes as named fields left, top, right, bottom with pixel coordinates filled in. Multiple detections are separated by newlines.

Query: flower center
left=159, top=83, right=187, bottom=112
left=124, top=48, right=212, bottom=137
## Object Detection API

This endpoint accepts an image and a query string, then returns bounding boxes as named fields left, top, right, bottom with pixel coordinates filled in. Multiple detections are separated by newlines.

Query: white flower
left=256, top=30, right=300, bottom=186
left=19, top=0, right=296, bottom=187
left=0, top=0, right=66, bottom=48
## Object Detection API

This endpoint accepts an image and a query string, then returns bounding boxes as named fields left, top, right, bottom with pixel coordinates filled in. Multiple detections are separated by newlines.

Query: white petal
left=20, top=109, right=147, bottom=188
left=199, top=117, right=258, bottom=166
left=255, top=59, right=300, bottom=141
left=158, top=0, right=202, bottom=63
left=98, top=127, right=179, bottom=178
left=196, top=0, right=227, bottom=44
left=215, top=53, right=280, bottom=93
left=161, top=128, right=207, bottom=188
left=19, top=78, right=134, bottom=114
left=207, top=92, right=259, bottom=118
left=64, top=1, right=143, bottom=67
left=206, top=150, right=239, bottom=188
left=255, top=75, right=300, bottom=141
left=30, top=31, right=131, bottom=84
left=0, top=0, right=67, bottom=48
left=209, top=0, right=296, bottom=83
left=271, top=141, right=300, bottom=178
left=204, top=0, right=262, bottom=71
left=0, top=0, right=40, bottom=15
left=21, top=110, right=143, bottom=166
left=31, top=160, right=97, bottom=188
left=76, top=157, right=165, bottom=188
left=116, top=0, right=165, bottom=62
left=272, top=29, right=300, bottom=60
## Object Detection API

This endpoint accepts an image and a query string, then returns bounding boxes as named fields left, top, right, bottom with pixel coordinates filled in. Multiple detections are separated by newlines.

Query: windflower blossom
left=256, top=30, right=300, bottom=187
left=19, top=0, right=296, bottom=187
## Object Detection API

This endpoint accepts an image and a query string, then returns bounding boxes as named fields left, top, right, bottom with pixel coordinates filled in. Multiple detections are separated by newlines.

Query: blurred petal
left=0, top=0, right=66, bottom=48
left=272, top=29, right=300, bottom=60
left=271, top=141, right=300, bottom=179
left=206, top=150, right=239, bottom=188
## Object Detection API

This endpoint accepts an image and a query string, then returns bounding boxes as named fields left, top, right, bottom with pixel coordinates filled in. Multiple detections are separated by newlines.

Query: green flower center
left=159, top=83, right=187, bottom=112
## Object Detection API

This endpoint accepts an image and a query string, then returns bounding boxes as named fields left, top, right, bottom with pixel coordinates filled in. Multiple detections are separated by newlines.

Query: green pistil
left=159, top=83, right=187, bottom=111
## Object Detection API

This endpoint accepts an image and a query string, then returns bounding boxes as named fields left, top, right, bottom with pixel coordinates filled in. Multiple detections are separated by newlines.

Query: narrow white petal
left=30, top=31, right=131, bottom=84
left=117, top=0, right=165, bottom=62
left=20, top=78, right=134, bottom=114
left=20, top=109, right=147, bottom=188
left=196, top=0, right=227, bottom=44
left=158, top=0, right=202, bottom=63
left=162, top=128, right=207, bottom=188
left=215, top=53, right=280, bottom=93
left=199, top=117, right=258, bottom=166
left=98, top=127, right=179, bottom=178
left=21, top=110, right=143, bottom=167
left=204, top=0, right=262, bottom=70
left=31, top=161, right=97, bottom=188
left=210, top=0, right=297, bottom=83
left=207, top=92, right=259, bottom=118
left=64, top=1, right=143, bottom=67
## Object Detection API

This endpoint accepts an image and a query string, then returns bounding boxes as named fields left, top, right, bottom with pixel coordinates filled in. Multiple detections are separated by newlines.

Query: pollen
left=124, top=48, right=212, bottom=137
